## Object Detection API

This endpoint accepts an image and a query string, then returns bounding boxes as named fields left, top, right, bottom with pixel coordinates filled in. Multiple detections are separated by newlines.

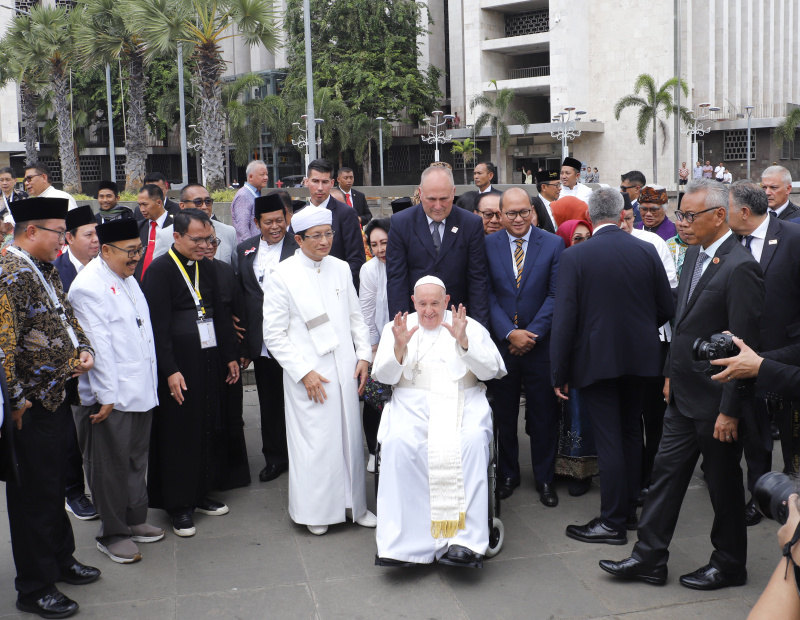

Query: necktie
left=513, top=238, right=525, bottom=325
left=345, top=193, right=352, bottom=207
left=142, top=221, right=157, bottom=276
left=687, top=251, right=708, bottom=299
left=431, top=222, right=441, bottom=253
left=743, top=235, right=754, bottom=254
left=769, top=210, right=777, bottom=218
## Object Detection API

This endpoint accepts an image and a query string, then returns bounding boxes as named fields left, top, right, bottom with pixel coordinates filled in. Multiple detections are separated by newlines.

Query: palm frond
left=613, top=95, right=646, bottom=120
left=774, top=107, right=800, bottom=146
left=635, top=109, right=652, bottom=145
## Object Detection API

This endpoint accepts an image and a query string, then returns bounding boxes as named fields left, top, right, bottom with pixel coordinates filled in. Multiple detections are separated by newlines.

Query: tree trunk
left=463, top=157, right=468, bottom=185
left=20, top=82, right=38, bottom=166
left=51, top=64, right=81, bottom=194
left=125, top=51, right=148, bottom=192
left=195, top=46, right=226, bottom=191
left=362, top=139, right=373, bottom=186
left=652, top=117, right=658, bottom=184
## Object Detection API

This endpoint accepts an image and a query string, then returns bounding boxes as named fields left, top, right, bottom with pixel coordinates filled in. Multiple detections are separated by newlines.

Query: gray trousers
left=72, top=404, right=153, bottom=544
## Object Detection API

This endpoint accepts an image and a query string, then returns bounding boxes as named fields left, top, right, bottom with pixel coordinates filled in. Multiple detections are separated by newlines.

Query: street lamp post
left=550, top=107, right=586, bottom=160
left=376, top=116, right=385, bottom=186
left=683, top=102, right=720, bottom=170
left=421, top=111, right=454, bottom=163
left=178, top=44, right=189, bottom=187
left=292, top=115, right=323, bottom=169
left=745, top=105, right=754, bottom=179
left=302, top=0, right=317, bottom=162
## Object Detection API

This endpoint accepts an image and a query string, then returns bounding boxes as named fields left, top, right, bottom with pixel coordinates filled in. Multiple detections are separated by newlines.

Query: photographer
left=712, top=337, right=800, bottom=401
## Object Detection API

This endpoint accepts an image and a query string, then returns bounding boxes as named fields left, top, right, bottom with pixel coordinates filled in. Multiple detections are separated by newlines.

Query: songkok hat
left=639, top=185, right=669, bottom=205
left=254, top=193, right=284, bottom=216
left=562, top=156, right=583, bottom=173
left=9, top=197, right=68, bottom=223
left=535, top=169, right=560, bottom=185
left=414, top=275, right=446, bottom=293
left=390, top=197, right=412, bottom=214
left=65, top=205, right=96, bottom=231
left=96, top=218, right=140, bottom=245
left=97, top=180, right=119, bottom=195
left=291, top=204, right=332, bottom=233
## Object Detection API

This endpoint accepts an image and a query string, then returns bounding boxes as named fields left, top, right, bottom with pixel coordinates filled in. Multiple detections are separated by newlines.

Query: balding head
left=419, top=166, right=456, bottom=223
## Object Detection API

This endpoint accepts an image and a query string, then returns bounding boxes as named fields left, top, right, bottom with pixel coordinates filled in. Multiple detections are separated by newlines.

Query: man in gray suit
left=153, top=184, right=238, bottom=269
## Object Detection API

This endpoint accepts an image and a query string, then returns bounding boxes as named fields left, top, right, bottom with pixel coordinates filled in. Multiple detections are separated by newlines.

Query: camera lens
left=754, top=472, right=797, bottom=524
left=692, top=338, right=710, bottom=362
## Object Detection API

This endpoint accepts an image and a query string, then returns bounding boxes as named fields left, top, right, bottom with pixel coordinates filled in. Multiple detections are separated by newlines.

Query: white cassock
left=372, top=311, right=506, bottom=563
left=263, top=251, right=372, bottom=526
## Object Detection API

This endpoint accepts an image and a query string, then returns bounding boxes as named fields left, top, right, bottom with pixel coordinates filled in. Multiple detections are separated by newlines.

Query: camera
left=754, top=472, right=799, bottom=524
left=692, top=333, right=740, bottom=362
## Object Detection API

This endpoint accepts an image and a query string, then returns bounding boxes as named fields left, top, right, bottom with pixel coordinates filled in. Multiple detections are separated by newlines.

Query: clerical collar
left=298, top=250, right=324, bottom=269
left=170, top=244, right=196, bottom=266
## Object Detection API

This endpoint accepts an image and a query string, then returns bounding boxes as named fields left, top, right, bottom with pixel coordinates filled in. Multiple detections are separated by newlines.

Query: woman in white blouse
left=358, top=218, right=391, bottom=472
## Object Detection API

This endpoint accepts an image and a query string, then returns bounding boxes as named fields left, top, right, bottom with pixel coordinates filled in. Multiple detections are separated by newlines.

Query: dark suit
left=135, top=197, right=180, bottom=221
left=632, top=233, right=764, bottom=575
left=531, top=195, right=557, bottom=234
left=775, top=199, right=800, bottom=221
left=456, top=186, right=502, bottom=212
left=135, top=214, right=173, bottom=282
left=0, top=357, right=19, bottom=486
left=347, top=188, right=372, bottom=224
left=52, top=251, right=78, bottom=293
left=236, top=233, right=298, bottom=469
left=550, top=225, right=674, bottom=531
left=386, top=203, right=491, bottom=328
left=486, top=227, right=564, bottom=484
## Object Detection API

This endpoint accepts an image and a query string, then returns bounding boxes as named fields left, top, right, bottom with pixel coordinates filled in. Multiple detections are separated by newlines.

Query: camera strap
left=782, top=521, right=800, bottom=599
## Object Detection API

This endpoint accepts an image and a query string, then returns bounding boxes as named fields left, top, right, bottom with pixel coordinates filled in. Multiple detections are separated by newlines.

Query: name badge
left=197, top=319, right=217, bottom=349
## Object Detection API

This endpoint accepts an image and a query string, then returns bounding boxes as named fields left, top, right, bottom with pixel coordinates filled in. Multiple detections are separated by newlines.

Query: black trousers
left=581, top=376, right=644, bottom=531
left=632, top=404, right=746, bottom=573
left=740, top=399, right=774, bottom=494
left=489, top=354, right=557, bottom=484
left=772, top=400, right=799, bottom=475
left=6, top=400, right=76, bottom=597
left=641, top=344, right=670, bottom=488
left=253, top=356, right=288, bottom=467
left=363, top=402, right=381, bottom=455
left=64, top=410, right=86, bottom=500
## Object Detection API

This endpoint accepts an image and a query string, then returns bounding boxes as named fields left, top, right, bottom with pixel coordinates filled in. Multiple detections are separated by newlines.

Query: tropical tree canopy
left=774, top=107, right=800, bottom=147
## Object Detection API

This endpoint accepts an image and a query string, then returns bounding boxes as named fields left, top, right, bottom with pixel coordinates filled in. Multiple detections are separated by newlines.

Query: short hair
left=13, top=219, right=46, bottom=238
left=761, top=165, right=792, bottom=185
left=179, top=183, right=207, bottom=202
left=139, top=184, right=164, bottom=201
left=476, top=191, right=501, bottom=212
left=143, top=171, right=167, bottom=185
left=587, top=187, right=624, bottom=225
left=0, top=166, right=15, bottom=177
left=173, top=208, right=211, bottom=235
left=477, top=162, right=496, bottom=178
left=364, top=217, right=391, bottom=245
left=246, top=160, right=267, bottom=176
left=420, top=165, right=454, bottom=187
left=267, top=190, right=292, bottom=213
left=25, top=161, right=51, bottom=179
left=729, top=180, right=769, bottom=216
left=307, top=158, right=334, bottom=177
left=621, top=170, right=646, bottom=186
left=685, top=178, right=729, bottom=214
left=337, top=167, right=353, bottom=176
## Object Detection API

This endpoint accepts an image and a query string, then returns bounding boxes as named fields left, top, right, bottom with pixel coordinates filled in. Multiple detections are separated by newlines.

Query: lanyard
left=100, top=259, right=146, bottom=331
left=168, top=249, right=205, bottom=320
left=8, top=246, right=79, bottom=348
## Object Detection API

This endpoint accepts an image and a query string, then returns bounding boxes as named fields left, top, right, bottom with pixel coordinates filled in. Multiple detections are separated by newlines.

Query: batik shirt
left=0, top=247, right=93, bottom=411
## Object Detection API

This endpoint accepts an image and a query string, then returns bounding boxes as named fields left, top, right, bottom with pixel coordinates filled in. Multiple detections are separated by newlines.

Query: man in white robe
left=372, top=277, right=506, bottom=567
left=263, top=205, right=375, bottom=535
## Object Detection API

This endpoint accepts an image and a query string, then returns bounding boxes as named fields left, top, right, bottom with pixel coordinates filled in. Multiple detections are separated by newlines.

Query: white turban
left=414, top=275, right=446, bottom=293
left=292, top=204, right=332, bottom=233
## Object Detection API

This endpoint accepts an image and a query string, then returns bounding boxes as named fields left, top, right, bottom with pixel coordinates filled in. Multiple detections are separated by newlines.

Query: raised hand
left=392, top=311, right=418, bottom=362
left=441, top=304, right=469, bottom=349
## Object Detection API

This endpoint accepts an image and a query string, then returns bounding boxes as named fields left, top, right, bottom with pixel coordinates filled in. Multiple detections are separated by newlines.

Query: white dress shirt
left=770, top=200, right=790, bottom=219
left=538, top=195, right=557, bottom=230
left=698, top=230, right=733, bottom=276
left=426, top=215, right=445, bottom=242
left=256, top=237, right=284, bottom=357
left=559, top=182, right=593, bottom=202
left=740, top=215, right=770, bottom=263
left=66, top=248, right=87, bottom=274
left=39, top=184, right=79, bottom=211
left=358, top=257, right=389, bottom=345
left=507, top=228, right=532, bottom=278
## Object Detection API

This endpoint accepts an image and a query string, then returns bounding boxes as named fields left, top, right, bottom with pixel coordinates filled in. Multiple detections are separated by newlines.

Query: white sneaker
left=355, top=510, right=377, bottom=528
left=130, top=523, right=165, bottom=543
left=367, top=454, right=376, bottom=473
left=307, top=524, right=328, bottom=535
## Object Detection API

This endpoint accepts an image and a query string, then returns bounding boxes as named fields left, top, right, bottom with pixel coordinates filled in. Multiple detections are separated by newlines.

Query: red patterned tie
left=142, top=221, right=157, bottom=276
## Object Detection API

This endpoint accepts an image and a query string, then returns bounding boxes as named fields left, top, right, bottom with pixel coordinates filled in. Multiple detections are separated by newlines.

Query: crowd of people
left=0, top=153, right=798, bottom=618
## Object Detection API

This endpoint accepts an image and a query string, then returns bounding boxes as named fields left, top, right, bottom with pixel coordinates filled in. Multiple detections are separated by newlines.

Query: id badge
left=197, top=319, right=217, bottom=349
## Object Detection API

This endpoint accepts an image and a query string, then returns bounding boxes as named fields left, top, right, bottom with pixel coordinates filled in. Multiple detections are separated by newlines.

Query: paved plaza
left=0, top=386, right=782, bottom=619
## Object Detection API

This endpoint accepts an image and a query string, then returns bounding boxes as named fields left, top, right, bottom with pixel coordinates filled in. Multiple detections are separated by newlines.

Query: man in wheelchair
left=372, top=276, right=506, bottom=568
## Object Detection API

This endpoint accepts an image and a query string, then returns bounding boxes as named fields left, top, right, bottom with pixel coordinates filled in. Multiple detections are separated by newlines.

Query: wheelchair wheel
left=489, top=419, right=501, bottom=518
left=485, top=517, right=504, bottom=558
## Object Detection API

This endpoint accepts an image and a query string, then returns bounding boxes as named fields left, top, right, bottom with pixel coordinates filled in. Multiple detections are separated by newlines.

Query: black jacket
left=456, top=187, right=502, bottom=212
left=531, top=195, right=557, bottom=234
left=349, top=188, right=372, bottom=224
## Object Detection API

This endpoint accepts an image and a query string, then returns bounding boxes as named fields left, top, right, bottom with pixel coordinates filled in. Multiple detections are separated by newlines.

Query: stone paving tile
left=611, top=597, right=754, bottom=619
left=176, top=584, right=316, bottom=620
left=294, top=520, right=379, bottom=582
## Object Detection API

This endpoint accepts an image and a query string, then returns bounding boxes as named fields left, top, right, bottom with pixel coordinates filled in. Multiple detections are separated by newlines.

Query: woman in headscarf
left=555, top=219, right=593, bottom=247
left=550, top=196, right=590, bottom=229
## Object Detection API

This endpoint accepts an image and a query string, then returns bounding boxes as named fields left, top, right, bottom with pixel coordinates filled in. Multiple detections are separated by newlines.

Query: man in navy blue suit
left=551, top=188, right=674, bottom=545
left=53, top=205, right=99, bottom=294
left=386, top=166, right=490, bottom=328
left=485, top=187, right=564, bottom=505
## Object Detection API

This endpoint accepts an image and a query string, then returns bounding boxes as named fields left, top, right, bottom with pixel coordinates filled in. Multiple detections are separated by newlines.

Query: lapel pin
left=712, top=257, right=720, bottom=264
left=451, top=227, right=458, bottom=233
left=769, top=239, right=778, bottom=245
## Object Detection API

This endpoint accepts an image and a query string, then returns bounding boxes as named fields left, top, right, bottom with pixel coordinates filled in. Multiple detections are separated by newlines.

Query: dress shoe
left=636, top=487, right=649, bottom=507
left=497, top=477, right=520, bottom=500
left=599, top=557, right=667, bottom=585
left=566, top=517, right=627, bottom=545
left=307, top=524, right=328, bottom=535
left=65, top=495, right=98, bottom=521
left=679, top=564, right=747, bottom=590
left=348, top=509, right=377, bottom=528
left=374, top=554, right=418, bottom=567
left=97, top=539, right=141, bottom=564
left=745, top=498, right=762, bottom=526
left=130, top=523, right=165, bottom=543
left=195, top=497, right=229, bottom=516
left=172, top=512, right=196, bottom=537
left=437, top=544, right=483, bottom=568
left=568, top=478, right=592, bottom=497
left=58, top=560, right=101, bottom=585
left=772, top=422, right=780, bottom=441
left=625, top=512, right=639, bottom=531
left=16, top=589, right=78, bottom=619
left=537, top=482, right=559, bottom=507
left=259, top=462, right=288, bottom=482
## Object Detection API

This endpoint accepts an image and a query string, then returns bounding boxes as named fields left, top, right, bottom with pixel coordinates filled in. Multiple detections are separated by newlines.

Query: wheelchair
left=373, top=413, right=505, bottom=558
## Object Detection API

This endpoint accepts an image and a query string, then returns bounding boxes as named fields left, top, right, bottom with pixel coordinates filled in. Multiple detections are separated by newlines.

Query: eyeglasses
left=107, top=243, right=145, bottom=258
left=209, top=237, right=221, bottom=247
left=674, top=206, right=720, bottom=223
left=303, top=230, right=336, bottom=242
left=34, top=225, right=67, bottom=242
left=504, top=209, right=532, bottom=220
left=638, top=206, right=663, bottom=214
left=620, top=184, right=640, bottom=191
left=187, top=197, right=214, bottom=207
left=183, top=234, right=217, bottom=246
left=24, top=173, right=44, bottom=183
left=542, top=182, right=561, bottom=188
left=478, top=210, right=502, bottom=221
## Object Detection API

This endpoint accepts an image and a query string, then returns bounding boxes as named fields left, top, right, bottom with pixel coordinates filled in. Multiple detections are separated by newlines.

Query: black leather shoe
left=568, top=478, right=592, bottom=496
left=437, top=544, right=483, bottom=568
left=259, top=462, right=288, bottom=482
left=771, top=422, right=780, bottom=441
left=497, top=477, right=520, bottom=500
left=17, top=589, right=78, bottom=618
left=679, top=564, right=747, bottom=590
left=626, top=512, right=639, bottom=531
left=374, top=554, right=418, bottom=568
left=636, top=487, right=649, bottom=507
left=566, top=517, right=627, bottom=545
left=745, top=498, right=762, bottom=526
left=599, top=557, right=667, bottom=585
left=537, top=482, right=559, bottom=507
left=58, top=560, right=101, bottom=586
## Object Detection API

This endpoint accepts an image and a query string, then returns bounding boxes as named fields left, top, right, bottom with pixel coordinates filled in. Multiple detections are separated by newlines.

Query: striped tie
left=687, top=251, right=708, bottom=300
left=513, top=238, right=524, bottom=325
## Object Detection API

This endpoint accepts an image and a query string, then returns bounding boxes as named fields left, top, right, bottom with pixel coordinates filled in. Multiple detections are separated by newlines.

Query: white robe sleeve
left=455, top=319, right=507, bottom=381
left=358, top=261, right=380, bottom=345
left=346, top=266, right=372, bottom=363
left=371, top=322, right=407, bottom=385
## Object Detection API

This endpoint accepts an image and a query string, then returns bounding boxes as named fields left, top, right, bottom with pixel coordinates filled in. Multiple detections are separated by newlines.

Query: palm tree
left=223, top=72, right=270, bottom=167
left=74, top=0, right=150, bottom=191
left=613, top=74, right=692, bottom=184
left=285, top=87, right=349, bottom=165
left=0, top=41, right=40, bottom=165
left=4, top=6, right=81, bottom=193
left=774, top=106, right=800, bottom=148
left=125, top=0, right=279, bottom=190
left=470, top=81, right=529, bottom=182
left=451, top=139, right=481, bottom=185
